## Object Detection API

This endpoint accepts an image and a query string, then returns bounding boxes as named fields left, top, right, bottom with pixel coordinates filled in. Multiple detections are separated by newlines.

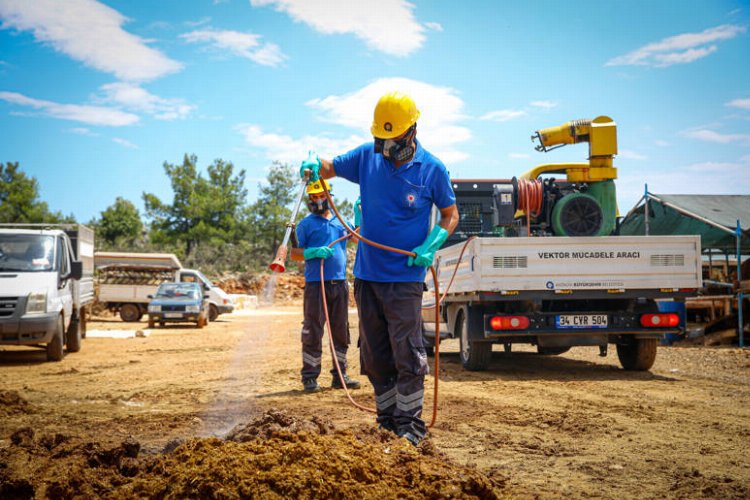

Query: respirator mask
left=374, top=124, right=417, bottom=163
left=307, top=198, right=329, bottom=215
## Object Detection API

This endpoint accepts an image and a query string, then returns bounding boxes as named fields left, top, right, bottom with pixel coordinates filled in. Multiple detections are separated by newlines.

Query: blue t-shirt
left=296, top=213, right=351, bottom=282
left=333, top=140, right=455, bottom=283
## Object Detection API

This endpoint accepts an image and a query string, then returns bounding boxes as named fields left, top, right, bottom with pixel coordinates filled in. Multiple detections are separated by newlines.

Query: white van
left=0, top=224, right=95, bottom=361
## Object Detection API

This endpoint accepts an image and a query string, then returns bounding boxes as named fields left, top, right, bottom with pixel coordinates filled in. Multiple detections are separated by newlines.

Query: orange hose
left=315, top=182, right=467, bottom=428
left=516, top=178, right=543, bottom=234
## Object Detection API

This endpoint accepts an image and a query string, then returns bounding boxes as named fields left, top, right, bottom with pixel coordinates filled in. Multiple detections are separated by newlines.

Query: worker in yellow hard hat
left=290, top=179, right=360, bottom=393
left=298, top=91, right=459, bottom=445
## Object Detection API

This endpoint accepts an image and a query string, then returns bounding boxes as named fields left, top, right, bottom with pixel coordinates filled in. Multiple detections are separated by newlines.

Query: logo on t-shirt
left=405, top=191, right=417, bottom=207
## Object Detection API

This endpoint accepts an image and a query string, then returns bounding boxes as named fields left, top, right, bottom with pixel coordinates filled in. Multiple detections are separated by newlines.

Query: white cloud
left=306, top=77, right=471, bottom=163
left=479, top=109, right=526, bottom=122
left=0, top=0, right=182, bottom=81
left=618, top=149, right=647, bottom=160
left=98, top=82, right=193, bottom=120
left=251, top=0, right=426, bottom=57
left=606, top=24, right=745, bottom=68
left=681, top=128, right=750, bottom=145
left=654, top=139, right=670, bottom=147
left=68, top=127, right=98, bottom=136
left=509, top=153, right=530, bottom=159
left=237, top=124, right=366, bottom=164
left=112, top=137, right=138, bottom=149
left=184, top=17, right=211, bottom=28
left=530, top=100, right=557, bottom=109
left=617, top=156, right=750, bottom=210
left=727, top=97, right=750, bottom=110
left=0, top=91, right=139, bottom=126
left=181, top=29, right=286, bottom=67
left=425, top=22, right=443, bottom=32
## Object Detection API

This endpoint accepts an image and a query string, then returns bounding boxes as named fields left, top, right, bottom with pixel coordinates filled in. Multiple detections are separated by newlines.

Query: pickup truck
left=95, top=252, right=234, bottom=322
left=422, top=180, right=702, bottom=371
left=0, top=224, right=95, bottom=361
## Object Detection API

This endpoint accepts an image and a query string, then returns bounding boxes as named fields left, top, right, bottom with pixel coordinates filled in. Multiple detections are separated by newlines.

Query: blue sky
left=1, top=0, right=749, bottom=223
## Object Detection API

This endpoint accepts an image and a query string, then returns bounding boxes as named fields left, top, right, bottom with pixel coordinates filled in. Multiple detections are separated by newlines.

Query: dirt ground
left=1, top=300, right=749, bottom=498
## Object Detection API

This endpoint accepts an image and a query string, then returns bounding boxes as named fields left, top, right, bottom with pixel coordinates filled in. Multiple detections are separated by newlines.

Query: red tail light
left=489, top=315, right=530, bottom=330
left=640, top=313, right=679, bottom=328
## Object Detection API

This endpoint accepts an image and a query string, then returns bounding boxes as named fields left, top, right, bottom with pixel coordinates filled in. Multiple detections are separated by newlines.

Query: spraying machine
left=424, top=117, right=703, bottom=372
left=489, top=115, right=618, bottom=237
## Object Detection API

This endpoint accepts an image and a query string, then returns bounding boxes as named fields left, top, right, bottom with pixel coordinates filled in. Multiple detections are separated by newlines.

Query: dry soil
left=1, top=301, right=749, bottom=498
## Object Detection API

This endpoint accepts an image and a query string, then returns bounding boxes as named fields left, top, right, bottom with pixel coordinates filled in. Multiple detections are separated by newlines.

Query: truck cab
left=0, top=225, right=94, bottom=361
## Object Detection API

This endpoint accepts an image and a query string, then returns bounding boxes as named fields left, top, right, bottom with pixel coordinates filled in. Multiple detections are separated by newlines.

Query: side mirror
left=69, top=261, right=83, bottom=281
left=147, top=294, right=154, bottom=299
left=203, top=294, right=210, bottom=299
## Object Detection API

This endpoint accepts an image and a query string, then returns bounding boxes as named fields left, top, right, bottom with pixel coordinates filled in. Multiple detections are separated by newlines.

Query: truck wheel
left=120, top=304, right=140, bottom=322
left=66, top=313, right=82, bottom=353
left=47, top=316, right=65, bottom=362
left=209, top=304, right=219, bottom=322
left=458, top=312, right=491, bottom=371
left=537, top=346, right=570, bottom=355
left=617, top=338, right=657, bottom=371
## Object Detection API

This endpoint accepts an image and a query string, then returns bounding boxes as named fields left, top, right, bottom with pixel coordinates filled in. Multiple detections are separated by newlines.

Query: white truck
left=0, top=224, right=95, bottom=361
left=94, top=252, right=234, bottom=322
left=422, top=179, right=702, bottom=371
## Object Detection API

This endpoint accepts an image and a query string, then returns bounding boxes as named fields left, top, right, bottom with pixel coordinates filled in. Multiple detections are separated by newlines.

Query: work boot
left=302, top=378, right=321, bottom=393
left=331, top=374, right=361, bottom=390
left=397, top=430, right=422, bottom=447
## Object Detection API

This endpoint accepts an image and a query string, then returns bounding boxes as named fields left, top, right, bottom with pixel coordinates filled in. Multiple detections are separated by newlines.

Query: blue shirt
left=333, top=140, right=455, bottom=283
left=296, top=213, right=351, bottom=282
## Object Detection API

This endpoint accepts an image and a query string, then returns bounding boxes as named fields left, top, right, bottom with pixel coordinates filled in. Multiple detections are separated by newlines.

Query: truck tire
left=47, top=316, right=65, bottom=362
left=209, top=304, right=219, bottom=322
left=458, top=311, right=491, bottom=371
left=617, top=338, right=657, bottom=371
left=537, top=346, right=570, bottom=355
left=66, top=312, right=82, bottom=353
left=120, top=304, right=140, bottom=322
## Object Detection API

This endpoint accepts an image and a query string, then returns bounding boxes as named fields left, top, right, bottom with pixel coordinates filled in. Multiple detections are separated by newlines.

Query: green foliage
left=97, top=197, right=143, bottom=247
left=143, top=154, right=248, bottom=257
left=0, top=162, right=73, bottom=223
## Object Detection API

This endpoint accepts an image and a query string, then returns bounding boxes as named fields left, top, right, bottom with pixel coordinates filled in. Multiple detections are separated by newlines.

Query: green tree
left=97, top=197, right=143, bottom=247
left=0, top=162, right=72, bottom=223
left=143, top=154, right=248, bottom=257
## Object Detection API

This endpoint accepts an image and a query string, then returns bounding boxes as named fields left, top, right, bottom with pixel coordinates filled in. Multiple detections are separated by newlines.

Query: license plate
left=556, top=314, right=608, bottom=329
left=164, top=312, right=183, bottom=319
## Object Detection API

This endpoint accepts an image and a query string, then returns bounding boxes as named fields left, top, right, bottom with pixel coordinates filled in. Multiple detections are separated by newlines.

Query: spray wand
left=269, top=152, right=314, bottom=273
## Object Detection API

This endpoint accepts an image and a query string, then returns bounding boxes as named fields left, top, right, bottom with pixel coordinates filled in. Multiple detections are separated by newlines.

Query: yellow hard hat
left=306, top=179, right=331, bottom=195
left=371, top=91, right=420, bottom=139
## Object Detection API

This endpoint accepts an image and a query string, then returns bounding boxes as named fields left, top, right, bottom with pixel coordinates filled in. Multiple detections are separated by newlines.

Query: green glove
left=303, top=246, right=334, bottom=260
left=354, top=197, right=362, bottom=227
left=407, top=226, right=449, bottom=267
left=299, top=150, right=321, bottom=182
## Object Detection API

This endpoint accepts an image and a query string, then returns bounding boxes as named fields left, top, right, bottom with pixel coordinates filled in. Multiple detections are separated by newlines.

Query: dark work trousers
left=354, top=279, right=429, bottom=439
left=300, top=280, right=351, bottom=381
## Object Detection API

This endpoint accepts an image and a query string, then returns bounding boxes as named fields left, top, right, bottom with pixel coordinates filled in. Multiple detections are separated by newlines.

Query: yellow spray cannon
left=505, top=116, right=619, bottom=237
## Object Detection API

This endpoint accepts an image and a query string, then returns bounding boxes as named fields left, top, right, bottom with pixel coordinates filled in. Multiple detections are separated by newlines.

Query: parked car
left=147, top=282, right=209, bottom=329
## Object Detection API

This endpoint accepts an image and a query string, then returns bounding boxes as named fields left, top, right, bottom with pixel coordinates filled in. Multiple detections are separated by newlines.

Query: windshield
left=0, top=234, right=55, bottom=272
left=155, top=283, right=200, bottom=300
